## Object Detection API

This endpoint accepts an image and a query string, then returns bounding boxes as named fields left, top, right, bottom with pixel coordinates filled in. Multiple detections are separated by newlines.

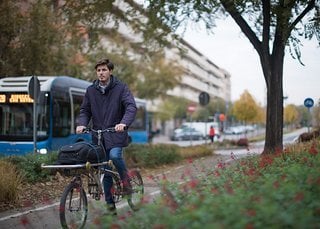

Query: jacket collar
left=93, top=75, right=116, bottom=94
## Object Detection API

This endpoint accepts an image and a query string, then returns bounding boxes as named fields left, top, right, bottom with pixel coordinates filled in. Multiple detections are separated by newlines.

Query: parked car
left=171, top=127, right=204, bottom=141
left=224, top=126, right=245, bottom=135
left=224, top=125, right=256, bottom=135
left=180, top=122, right=221, bottom=139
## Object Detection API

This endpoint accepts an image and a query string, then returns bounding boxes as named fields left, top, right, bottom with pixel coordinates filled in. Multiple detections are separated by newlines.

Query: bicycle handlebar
left=82, top=126, right=128, bottom=146
left=82, top=126, right=128, bottom=134
left=83, top=127, right=115, bottom=134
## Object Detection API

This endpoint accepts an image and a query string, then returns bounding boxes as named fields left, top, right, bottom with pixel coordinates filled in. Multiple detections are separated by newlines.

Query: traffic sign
left=199, top=92, right=210, bottom=106
left=28, top=76, right=41, bottom=154
left=304, top=98, right=314, bottom=108
left=28, top=76, right=40, bottom=100
left=187, top=104, right=196, bottom=113
left=219, top=113, right=225, bottom=122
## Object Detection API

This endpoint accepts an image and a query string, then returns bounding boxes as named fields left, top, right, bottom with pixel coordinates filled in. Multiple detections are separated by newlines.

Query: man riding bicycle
left=76, top=58, right=137, bottom=215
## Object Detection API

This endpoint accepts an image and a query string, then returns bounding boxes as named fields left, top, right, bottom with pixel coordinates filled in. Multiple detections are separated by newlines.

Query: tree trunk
left=262, top=48, right=285, bottom=154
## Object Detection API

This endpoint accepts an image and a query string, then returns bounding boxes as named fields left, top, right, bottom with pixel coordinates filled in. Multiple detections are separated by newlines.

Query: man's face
left=96, top=64, right=112, bottom=85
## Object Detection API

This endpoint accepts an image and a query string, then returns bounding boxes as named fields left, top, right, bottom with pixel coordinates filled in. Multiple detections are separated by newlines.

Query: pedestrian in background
left=209, top=125, right=215, bottom=144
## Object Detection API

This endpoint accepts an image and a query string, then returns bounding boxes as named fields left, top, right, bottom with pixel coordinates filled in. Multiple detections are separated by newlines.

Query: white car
left=171, top=127, right=204, bottom=141
left=224, top=126, right=245, bottom=135
left=180, top=122, right=221, bottom=139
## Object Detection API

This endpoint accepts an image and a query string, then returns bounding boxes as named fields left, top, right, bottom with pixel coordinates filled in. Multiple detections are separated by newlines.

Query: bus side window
left=131, top=106, right=146, bottom=130
left=53, top=100, right=71, bottom=137
left=72, top=94, right=83, bottom=132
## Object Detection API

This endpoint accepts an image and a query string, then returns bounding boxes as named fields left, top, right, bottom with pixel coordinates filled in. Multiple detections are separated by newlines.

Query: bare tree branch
left=288, top=0, right=316, bottom=38
left=221, top=0, right=262, bottom=55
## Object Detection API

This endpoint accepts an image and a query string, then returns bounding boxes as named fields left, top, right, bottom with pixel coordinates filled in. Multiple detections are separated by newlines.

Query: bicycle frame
left=41, top=160, right=120, bottom=200
left=41, top=127, right=144, bottom=229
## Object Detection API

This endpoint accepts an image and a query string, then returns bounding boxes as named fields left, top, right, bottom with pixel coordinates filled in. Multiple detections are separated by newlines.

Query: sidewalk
left=152, top=135, right=171, bottom=144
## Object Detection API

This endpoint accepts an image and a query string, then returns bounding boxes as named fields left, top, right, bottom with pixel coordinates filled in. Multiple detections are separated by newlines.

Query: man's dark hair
left=95, top=58, right=114, bottom=71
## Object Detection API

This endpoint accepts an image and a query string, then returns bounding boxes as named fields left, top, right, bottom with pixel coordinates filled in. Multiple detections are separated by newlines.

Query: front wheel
left=126, top=169, right=144, bottom=211
left=60, top=181, right=88, bottom=229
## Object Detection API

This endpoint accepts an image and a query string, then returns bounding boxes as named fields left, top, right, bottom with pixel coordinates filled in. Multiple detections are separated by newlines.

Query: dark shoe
left=106, top=203, right=117, bottom=216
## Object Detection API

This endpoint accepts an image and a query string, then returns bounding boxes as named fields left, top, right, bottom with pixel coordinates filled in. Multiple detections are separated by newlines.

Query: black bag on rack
left=56, top=142, right=106, bottom=165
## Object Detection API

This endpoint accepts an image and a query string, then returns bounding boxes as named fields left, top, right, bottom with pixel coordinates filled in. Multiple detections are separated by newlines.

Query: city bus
left=0, top=76, right=148, bottom=156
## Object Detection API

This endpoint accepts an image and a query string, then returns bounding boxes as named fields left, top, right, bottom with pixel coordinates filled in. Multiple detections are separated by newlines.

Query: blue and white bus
left=0, top=76, right=148, bottom=156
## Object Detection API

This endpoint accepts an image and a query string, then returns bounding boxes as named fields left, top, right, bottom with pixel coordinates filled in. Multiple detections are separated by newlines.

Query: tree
left=156, top=96, right=189, bottom=122
left=144, top=0, right=320, bottom=154
left=0, top=0, right=23, bottom=75
left=49, top=0, right=183, bottom=99
left=284, top=104, right=299, bottom=128
left=1, top=0, right=181, bottom=99
left=0, top=0, right=85, bottom=76
left=194, top=97, right=227, bottom=121
left=135, top=52, right=183, bottom=100
left=18, top=1, right=71, bottom=75
left=297, top=105, right=311, bottom=127
left=254, top=105, right=266, bottom=125
left=232, top=90, right=260, bottom=124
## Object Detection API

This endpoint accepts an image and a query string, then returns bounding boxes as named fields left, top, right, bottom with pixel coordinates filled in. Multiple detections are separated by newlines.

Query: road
left=153, top=127, right=307, bottom=149
left=0, top=128, right=307, bottom=228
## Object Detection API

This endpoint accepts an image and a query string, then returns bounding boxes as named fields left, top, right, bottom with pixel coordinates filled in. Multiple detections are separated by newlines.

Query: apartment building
left=111, top=0, right=231, bottom=102
left=160, top=40, right=231, bottom=134
left=169, top=39, right=231, bottom=104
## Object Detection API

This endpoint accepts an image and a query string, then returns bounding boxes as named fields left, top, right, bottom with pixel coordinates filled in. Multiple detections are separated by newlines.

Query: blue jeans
left=103, top=147, right=129, bottom=204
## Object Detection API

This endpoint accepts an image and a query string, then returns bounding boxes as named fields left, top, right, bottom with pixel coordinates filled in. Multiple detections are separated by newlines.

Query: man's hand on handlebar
left=115, top=123, right=127, bottom=132
left=76, top=126, right=86, bottom=134
left=76, top=124, right=127, bottom=134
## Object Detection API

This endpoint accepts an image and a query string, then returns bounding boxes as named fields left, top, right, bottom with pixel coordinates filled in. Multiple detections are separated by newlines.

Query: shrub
left=238, top=137, right=249, bottom=146
left=298, top=130, right=320, bottom=142
left=125, top=144, right=214, bottom=168
left=2, top=143, right=211, bottom=184
left=214, top=139, right=235, bottom=148
left=179, top=145, right=212, bottom=159
left=232, top=137, right=249, bottom=147
left=0, top=161, right=22, bottom=203
left=125, top=144, right=182, bottom=168
left=3, top=152, right=58, bottom=183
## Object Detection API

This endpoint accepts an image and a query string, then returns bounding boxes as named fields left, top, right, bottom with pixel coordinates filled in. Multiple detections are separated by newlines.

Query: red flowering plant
left=101, top=139, right=320, bottom=228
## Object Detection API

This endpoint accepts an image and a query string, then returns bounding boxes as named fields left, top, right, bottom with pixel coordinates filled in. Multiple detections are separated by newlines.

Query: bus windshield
left=0, top=92, right=49, bottom=141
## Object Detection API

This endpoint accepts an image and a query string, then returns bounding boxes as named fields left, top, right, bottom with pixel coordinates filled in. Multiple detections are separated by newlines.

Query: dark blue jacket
left=77, top=75, right=137, bottom=148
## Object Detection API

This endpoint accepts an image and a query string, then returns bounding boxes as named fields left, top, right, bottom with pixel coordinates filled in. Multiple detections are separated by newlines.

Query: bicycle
left=41, top=127, right=144, bottom=229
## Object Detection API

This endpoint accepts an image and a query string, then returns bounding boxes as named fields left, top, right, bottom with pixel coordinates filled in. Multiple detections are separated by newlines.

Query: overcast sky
left=180, top=18, right=320, bottom=106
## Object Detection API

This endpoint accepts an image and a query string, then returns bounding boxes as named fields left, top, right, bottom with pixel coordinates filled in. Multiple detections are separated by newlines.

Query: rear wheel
left=60, top=181, right=88, bottom=229
left=126, top=169, right=144, bottom=211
